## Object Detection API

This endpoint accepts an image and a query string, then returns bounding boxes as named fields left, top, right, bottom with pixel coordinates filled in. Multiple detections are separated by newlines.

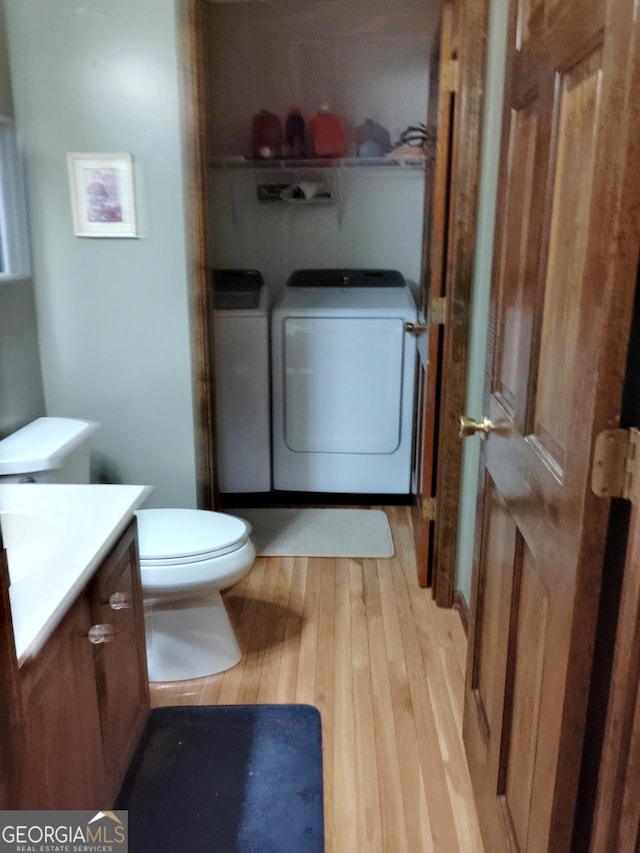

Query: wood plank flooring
left=150, top=505, right=484, bottom=852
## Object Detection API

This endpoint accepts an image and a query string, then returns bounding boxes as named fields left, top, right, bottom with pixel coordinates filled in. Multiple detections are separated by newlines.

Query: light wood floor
left=150, top=504, right=485, bottom=852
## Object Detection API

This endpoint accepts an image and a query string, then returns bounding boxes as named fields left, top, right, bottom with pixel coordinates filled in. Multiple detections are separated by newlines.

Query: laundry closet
left=205, top=0, right=437, bottom=503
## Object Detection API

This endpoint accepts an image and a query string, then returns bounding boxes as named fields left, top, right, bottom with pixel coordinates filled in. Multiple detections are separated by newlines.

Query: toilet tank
left=0, top=418, right=99, bottom=484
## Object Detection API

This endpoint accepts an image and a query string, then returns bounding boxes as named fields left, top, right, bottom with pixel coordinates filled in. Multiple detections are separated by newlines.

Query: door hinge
left=441, top=59, right=460, bottom=93
left=591, top=428, right=640, bottom=504
left=422, top=496, right=437, bottom=521
left=430, top=297, right=447, bottom=326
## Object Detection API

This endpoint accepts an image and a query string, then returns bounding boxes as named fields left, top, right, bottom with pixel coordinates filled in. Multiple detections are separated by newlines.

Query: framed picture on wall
left=67, top=152, right=137, bottom=237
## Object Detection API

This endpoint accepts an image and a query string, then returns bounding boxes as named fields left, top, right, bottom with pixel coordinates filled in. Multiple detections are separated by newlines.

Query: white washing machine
left=213, top=270, right=271, bottom=492
left=271, top=269, right=417, bottom=493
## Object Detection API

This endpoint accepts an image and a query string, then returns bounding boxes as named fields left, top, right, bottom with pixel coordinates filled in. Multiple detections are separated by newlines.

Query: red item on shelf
left=310, top=107, right=346, bottom=158
left=251, top=110, right=283, bottom=159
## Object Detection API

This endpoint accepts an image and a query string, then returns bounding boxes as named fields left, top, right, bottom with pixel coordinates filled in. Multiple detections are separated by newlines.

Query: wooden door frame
left=184, top=0, right=489, bottom=583
left=412, top=3, right=455, bottom=589
left=581, top=272, right=640, bottom=851
left=179, top=0, right=218, bottom=512
left=587, top=501, right=640, bottom=851
left=423, top=0, right=489, bottom=607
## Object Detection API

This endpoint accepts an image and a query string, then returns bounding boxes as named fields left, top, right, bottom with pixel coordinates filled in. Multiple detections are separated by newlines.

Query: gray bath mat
left=235, top=507, right=394, bottom=558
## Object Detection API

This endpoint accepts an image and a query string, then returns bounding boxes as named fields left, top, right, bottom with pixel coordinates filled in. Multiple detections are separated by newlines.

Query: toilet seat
left=135, top=508, right=250, bottom=564
left=134, top=508, right=255, bottom=599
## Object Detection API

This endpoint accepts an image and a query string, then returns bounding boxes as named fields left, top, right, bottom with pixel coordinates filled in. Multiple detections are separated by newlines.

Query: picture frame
left=67, top=152, right=138, bottom=238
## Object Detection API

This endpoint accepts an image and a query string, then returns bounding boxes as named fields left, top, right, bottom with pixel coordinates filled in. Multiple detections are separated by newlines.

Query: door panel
left=504, top=544, right=549, bottom=851
left=464, top=0, right=640, bottom=850
left=495, top=100, right=538, bottom=430
left=473, top=485, right=515, bottom=744
left=534, top=48, right=602, bottom=465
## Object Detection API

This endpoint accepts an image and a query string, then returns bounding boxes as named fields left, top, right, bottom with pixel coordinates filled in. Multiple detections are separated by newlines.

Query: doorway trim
left=181, top=0, right=488, bottom=567
left=432, top=0, right=488, bottom=608
left=416, top=0, right=489, bottom=606
left=179, top=0, right=217, bottom=511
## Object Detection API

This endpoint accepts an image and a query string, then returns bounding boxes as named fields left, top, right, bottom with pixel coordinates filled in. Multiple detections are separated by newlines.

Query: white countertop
left=0, top=484, right=152, bottom=665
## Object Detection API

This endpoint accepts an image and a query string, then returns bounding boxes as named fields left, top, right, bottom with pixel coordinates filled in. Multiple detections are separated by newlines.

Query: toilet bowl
left=0, top=418, right=257, bottom=683
left=135, top=508, right=255, bottom=682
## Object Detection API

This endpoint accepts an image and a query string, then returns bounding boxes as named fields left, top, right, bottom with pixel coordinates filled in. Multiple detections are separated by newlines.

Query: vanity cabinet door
left=90, top=519, right=150, bottom=801
left=20, top=593, right=108, bottom=809
left=0, top=549, right=23, bottom=809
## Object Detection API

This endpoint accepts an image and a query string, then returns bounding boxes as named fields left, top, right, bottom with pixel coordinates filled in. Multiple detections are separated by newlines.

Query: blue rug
left=116, top=705, right=324, bottom=853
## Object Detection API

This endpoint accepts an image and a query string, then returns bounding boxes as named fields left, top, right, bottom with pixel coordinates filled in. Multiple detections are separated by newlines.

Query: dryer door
left=283, top=316, right=405, bottom=454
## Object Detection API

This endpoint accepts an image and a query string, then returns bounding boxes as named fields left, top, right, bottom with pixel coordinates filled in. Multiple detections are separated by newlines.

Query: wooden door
left=91, top=521, right=149, bottom=802
left=0, top=546, right=23, bottom=809
left=463, top=0, right=640, bottom=850
left=412, top=0, right=457, bottom=587
left=20, top=594, right=108, bottom=808
left=413, top=0, right=487, bottom=602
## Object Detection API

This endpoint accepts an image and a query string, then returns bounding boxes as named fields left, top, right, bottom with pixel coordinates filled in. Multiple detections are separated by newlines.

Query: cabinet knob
left=108, top=591, right=132, bottom=610
left=86, top=624, right=116, bottom=645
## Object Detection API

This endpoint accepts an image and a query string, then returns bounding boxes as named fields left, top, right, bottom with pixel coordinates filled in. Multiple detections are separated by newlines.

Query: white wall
left=207, top=1, right=438, bottom=158
left=455, top=0, right=509, bottom=604
left=0, top=277, right=45, bottom=439
left=0, top=4, right=12, bottom=119
left=4, top=0, right=198, bottom=507
left=0, top=2, right=45, bottom=439
left=210, top=167, right=426, bottom=294
left=207, top=0, right=437, bottom=294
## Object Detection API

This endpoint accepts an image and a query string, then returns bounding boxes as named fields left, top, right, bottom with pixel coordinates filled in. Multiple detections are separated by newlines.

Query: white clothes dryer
left=213, top=270, right=271, bottom=493
left=271, top=269, right=418, bottom=494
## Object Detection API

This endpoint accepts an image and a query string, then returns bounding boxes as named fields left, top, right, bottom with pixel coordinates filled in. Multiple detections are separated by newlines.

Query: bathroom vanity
left=0, top=485, right=151, bottom=809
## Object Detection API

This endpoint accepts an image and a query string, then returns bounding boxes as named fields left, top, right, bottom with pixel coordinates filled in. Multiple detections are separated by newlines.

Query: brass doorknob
left=404, top=321, right=429, bottom=336
left=459, top=415, right=497, bottom=438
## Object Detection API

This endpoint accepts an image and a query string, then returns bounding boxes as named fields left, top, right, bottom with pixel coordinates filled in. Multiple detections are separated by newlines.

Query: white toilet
left=0, top=417, right=256, bottom=682
left=134, top=507, right=255, bottom=682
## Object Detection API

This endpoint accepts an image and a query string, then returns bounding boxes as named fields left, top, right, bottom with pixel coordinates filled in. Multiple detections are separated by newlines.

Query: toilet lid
left=135, top=508, right=249, bottom=561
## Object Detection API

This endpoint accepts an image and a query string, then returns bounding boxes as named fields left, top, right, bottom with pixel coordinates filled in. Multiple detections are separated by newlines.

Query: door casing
left=413, top=0, right=489, bottom=605
left=185, top=0, right=487, bottom=606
